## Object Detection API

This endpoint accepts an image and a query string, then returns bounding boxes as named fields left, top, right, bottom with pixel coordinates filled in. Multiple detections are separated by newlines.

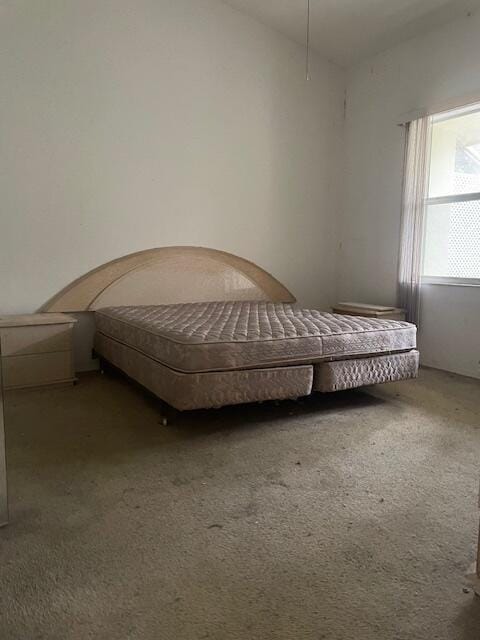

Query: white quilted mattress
left=95, top=302, right=416, bottom=373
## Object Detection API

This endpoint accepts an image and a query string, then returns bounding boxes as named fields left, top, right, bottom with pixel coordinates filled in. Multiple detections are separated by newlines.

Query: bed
left=41, top=246, right=419, bottom=411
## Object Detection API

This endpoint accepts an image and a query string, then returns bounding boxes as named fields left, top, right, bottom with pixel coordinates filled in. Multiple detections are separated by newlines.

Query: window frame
left=421, top=104, right=480, bottom=287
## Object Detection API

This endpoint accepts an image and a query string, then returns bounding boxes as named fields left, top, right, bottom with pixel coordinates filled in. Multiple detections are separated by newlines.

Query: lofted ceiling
left=223, top=0, right=479, bottom=67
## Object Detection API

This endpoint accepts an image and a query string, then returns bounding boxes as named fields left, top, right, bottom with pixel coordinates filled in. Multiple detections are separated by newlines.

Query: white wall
left=0, top=0, right=345, bottom=369
left=341, top=10, right=480, bottom=379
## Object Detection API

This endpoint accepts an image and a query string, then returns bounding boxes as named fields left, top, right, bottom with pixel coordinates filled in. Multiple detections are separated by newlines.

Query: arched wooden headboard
left=40, top=246, right=295, bottom=312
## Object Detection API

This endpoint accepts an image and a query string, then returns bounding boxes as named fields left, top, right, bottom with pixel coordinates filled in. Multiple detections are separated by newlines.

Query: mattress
left=95, top=301, right=416, bottom=373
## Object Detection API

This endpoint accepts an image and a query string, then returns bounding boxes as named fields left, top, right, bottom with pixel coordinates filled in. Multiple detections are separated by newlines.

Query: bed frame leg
left=98, top=357, right=109, bottom=375
left=158, top=400, right=179, bottom=426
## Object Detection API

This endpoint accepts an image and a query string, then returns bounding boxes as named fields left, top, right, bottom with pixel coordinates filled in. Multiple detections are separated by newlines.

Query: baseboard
left=420, top=363, right=480, bottom=381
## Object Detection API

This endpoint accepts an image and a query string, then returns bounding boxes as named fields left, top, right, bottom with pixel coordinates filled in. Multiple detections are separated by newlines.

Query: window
left=422, top=103, right=480, bottom=284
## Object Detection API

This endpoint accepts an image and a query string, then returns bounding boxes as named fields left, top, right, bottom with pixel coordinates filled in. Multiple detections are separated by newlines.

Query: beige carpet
left=1, top=367, right=479, bottom=639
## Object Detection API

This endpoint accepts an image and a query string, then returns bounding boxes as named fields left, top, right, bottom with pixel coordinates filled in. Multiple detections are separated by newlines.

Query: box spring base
left=94, top=333, right=313, bottom=411
left=313, top=350, right=419, bottom=392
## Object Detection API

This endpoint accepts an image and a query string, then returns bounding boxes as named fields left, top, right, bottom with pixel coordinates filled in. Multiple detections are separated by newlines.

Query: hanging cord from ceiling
left=306, top=0, right=311, bottom=80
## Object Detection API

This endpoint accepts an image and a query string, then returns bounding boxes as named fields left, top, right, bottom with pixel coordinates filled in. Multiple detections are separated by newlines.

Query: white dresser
left=0, top=341, right=7, bottom=526
left=0, top=313, right=77, bottom=390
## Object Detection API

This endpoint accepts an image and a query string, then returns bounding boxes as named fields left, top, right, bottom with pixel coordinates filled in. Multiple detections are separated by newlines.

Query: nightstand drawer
left=3, top=352, right=74, bottom=390
left=1, top=324, right=72, bottom=356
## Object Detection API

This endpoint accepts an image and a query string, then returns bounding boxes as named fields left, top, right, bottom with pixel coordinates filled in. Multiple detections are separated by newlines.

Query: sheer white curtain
left=398, top=116, right=431, bottom=326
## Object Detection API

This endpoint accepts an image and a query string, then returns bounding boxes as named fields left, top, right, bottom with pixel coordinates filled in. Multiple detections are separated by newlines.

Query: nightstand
left=332, top=302, right=406, bottom=321
left=0, top=313, right=77, bottom=390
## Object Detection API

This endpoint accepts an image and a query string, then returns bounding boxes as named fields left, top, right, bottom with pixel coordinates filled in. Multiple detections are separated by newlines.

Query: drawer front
left=3, top=352, right=74, bottom=389
left=0, top=324, right=72, bottom=356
